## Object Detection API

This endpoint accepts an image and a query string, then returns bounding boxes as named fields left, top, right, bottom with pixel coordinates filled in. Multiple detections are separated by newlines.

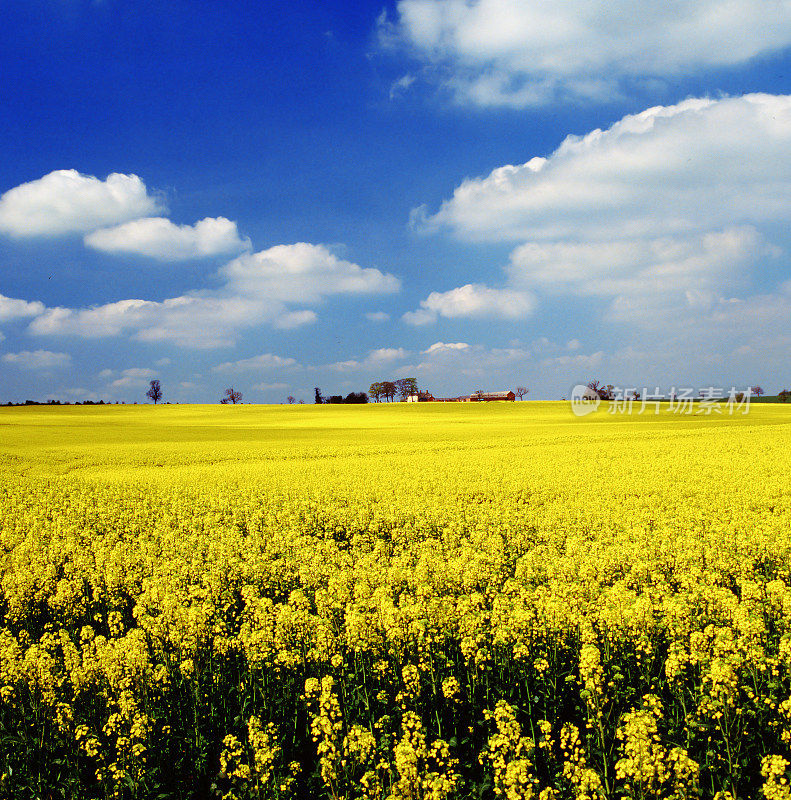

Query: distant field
left=2, top=403, right=791, bottom=799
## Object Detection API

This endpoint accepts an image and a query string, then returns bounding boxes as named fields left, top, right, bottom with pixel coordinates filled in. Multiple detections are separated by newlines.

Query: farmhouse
left=469, top=391, right=516, bottom=402
left=406, top=390, right=517, bottom=402
left=406, top=391, right=435, bottom=402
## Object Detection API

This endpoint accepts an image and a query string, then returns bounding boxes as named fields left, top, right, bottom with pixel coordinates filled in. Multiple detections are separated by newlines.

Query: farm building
left=469, top=391, right=516, bottom=402
left=406, top=391, right=435, bottom=402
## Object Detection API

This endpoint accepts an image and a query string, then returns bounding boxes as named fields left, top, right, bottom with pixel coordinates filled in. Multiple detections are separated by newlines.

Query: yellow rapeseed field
left=1, top=402, right=791, bottom=800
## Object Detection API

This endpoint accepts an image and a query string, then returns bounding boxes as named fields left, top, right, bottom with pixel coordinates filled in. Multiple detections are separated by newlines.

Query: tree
left=314, top=387, right=323, bottom=404
left=146, top=379, right=162, bottom=404
left=395, top=377, right=419, bottom=401
left=515, top=386, right=529, bottom=400
left=587, top=381, right=614, bottom=400
left=381, top=381, right=397, bottom=402
left=752, top=386, right=765, bottom=397
left=344, top=392, right=368, bottom=404
left=222, top=386, right=242, bottom=404
left=778, top=389, right=790, bottom=403
left=474, top=389, right=485, bottom=401
left=287, top=396, right=295, bottom=404
left=368, top=382, right=383, bottom=402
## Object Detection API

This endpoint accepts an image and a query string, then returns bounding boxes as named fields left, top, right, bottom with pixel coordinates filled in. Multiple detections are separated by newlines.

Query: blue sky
left=1, top=0, right=791, bottom=403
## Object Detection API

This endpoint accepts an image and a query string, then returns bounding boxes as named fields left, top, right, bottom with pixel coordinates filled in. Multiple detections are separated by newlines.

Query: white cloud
left=421, top=95, right=791, bottom=242
left=85, top=216, right=250, bottom=260
left=0, top=170, right=163, bottom=237
left=327, top=347, right=409, bottom=371
left=365, top=311, right=391, bottom=322
left=27, top=243, right=400, bottom=348
left=382, top=1, right=791, bottom=107
left=0, top=294, right=45, bottom=322
left=408, top=341, right=530, bottom=382
left=412, top=94, right=791, bottom=340
left=212, top=353, right=297, bottom=372
left=403, top=283, right=535, bottom=324
left=369, top=347, right=408, bottom=362
left=390, top=73, right=417, bottom=99
left=509, top=227, right=766, bottom=323
left=103, top=367, right=158, bottom=389
left=402, top=308, right=436, bottom=326
left=541, top=351, right=605, bottom=369
left=274, top=310, right=318, bottom=329
left=155, top=357, right=171, bottom=366
left=219, top=243, right=400, bottom=303
left=1, top=349, right=71, bottom=369
left=423, top=341, right=469, bottom=354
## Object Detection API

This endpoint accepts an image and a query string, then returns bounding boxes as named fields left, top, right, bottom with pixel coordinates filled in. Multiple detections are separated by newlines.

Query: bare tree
left=221, top=386, right=242, bottom=404
left=515, top=386, right=529, bottom=400
left=146, top=379, right=162, bottom=404
left=587, top=381, right=614, bottom=400
left=287, top=396, right=295, bottom=404
left=752, top=386, right=765, bottom=397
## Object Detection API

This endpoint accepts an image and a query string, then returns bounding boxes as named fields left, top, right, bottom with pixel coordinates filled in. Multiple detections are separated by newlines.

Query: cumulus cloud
left=381, top=1, right=791, bottom=107
left=0, top=170, right=163, bottom=237
left=412, top=94, right=791, bottom=339
left=403, top=283, right=535, bottom=324
left=542, top=351, right=605, bottom=369
left=212, top=353, right=297, bottom=372
left=85, top=216, right=250, bottom=260
left=409, top=341, right=530, bottom=379
left=274, top=310, right=318, bottom=329
left=0, top=294, right=45, bottom=322
left=26, top=243, right=400, bottom=348
left=369, top=347, right=409, bottom=362
left=365, top=311, right=391, bottom=322
left=421, top=95, right=791, bottom=242
left=219, top=243, right=400, bottom=303
left=423, top=341, right=469, bottom=354
left=100, top=367, right=158, bottom=389
left=1, top=349, right=71, bottom=369
left=328, top=347, right=409, bottom=371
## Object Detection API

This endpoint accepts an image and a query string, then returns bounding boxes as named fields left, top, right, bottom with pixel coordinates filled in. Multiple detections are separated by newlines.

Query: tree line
left=313, top=388, right=368, bottom=404
left=367, top=378, right=418, bottom=402
left=585, top=380, right=785, bottom=401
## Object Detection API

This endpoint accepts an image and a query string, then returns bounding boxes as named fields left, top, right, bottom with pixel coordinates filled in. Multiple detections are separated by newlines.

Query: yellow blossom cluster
left=1, top=401, right=791, bottom=798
